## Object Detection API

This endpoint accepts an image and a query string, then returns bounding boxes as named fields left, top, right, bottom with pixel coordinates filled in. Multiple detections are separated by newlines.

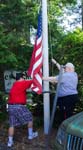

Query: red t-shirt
left=8, top=80, right=33, bottom=104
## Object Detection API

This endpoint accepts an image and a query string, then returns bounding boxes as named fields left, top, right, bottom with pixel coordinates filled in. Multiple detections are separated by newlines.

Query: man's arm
left=43, top=76, right=58, bottom=83
left=51, top=58, right=60, bottom=70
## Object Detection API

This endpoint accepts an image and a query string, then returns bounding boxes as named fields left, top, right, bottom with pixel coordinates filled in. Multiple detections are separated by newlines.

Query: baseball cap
left=16, top=72, right=24, bottom=80
left=65, top=62, right=75, bottom=69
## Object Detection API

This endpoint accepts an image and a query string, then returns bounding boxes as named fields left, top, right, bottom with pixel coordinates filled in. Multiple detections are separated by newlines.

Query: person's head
left=65, top=62, right=75, bottom=72
left=16, top=72, right=24, bottom=80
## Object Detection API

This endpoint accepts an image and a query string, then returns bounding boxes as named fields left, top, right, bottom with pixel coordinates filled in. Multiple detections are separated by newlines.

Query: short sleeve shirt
left=56, top=72, right=78, bottom=97
left=8, top=80, right=33, bottom=104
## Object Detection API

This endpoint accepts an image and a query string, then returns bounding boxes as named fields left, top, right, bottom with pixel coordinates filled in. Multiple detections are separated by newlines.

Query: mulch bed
left=0, top=120, right=58, bottom=150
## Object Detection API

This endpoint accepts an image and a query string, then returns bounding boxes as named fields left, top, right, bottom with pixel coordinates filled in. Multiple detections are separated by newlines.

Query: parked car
left=55, top=111, right=83, bottom=150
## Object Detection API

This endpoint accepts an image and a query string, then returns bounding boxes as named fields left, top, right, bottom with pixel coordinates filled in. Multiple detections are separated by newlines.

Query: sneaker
left=7, top=141, right=13, bottom=147
left=28, top=132, right=38, bottom=140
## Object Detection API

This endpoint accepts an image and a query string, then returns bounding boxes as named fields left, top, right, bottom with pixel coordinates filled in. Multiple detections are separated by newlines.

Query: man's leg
left=57, top=98, right=65, bottom=122
left=17, top=105, right=38, bottom=140
left=63, top=95, right=76, bottom=118
left=7, top=126, right=14, bottom=147
left=28, top=121, right=38, bottom=140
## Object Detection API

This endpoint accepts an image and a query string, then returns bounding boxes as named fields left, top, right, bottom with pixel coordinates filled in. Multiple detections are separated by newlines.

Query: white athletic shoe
left=7, top=141, right=13, bottom=147
left=28, top=132, right=38, bottom=140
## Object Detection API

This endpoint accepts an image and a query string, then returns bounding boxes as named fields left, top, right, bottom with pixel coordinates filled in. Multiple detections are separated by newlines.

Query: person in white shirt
left=43, top=61, right=79, bottom=121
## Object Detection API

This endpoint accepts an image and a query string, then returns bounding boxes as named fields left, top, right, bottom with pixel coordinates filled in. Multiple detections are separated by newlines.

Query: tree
left=0, top=0, right=82, bottom=92
left=0, top=0, right=78, bottom=70
left=0, top=0, right=39, bottom=70
left=0, top=0, right=39, bottom=90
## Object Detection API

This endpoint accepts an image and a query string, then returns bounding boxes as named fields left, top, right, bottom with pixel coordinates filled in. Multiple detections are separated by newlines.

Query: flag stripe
left=36, top=45, right=42, bottom=57
left=32, top=56, right=42, bottom=72
left=37, top=36, right=42, bottom=45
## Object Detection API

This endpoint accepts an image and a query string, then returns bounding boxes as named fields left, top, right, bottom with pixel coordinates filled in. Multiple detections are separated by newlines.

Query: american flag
left=27, top=10, right=42, bottom=94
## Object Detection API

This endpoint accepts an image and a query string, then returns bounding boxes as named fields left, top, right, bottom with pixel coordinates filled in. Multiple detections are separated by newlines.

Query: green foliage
left=0, top=0, right=78, bottom=71
left=0, top=0, right=39, bottom=71
left=0, top=92, right=8, bottom=122
left=54, top=28, right=83, bottom=72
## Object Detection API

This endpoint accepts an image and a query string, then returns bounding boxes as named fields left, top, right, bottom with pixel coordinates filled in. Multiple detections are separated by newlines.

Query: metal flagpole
left=42, top=0, right=50, bottom=134
left=46, top=66, right=63, bottom=149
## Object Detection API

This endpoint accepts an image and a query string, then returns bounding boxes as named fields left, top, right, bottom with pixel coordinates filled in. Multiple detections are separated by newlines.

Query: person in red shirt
left=7, top=73, right=38, bottom=147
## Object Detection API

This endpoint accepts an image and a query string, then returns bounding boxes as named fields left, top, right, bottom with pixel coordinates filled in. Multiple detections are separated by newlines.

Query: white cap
left=65, top=62, right=75, bottom=69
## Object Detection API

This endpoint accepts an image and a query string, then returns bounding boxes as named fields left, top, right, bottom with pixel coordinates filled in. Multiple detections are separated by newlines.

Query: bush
left=0, top=92, right=8, bottom=121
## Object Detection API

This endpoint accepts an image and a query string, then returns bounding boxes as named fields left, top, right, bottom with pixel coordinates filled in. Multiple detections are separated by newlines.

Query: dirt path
left=0, top=122, right=57, bottom=150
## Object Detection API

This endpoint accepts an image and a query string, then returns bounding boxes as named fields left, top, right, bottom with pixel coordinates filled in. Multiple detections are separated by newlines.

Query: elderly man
left=43, top=62, right=79, bottom=120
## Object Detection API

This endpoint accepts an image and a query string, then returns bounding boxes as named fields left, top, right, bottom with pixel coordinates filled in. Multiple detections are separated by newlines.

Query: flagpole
left=42, top=0, right=50, bottom=134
